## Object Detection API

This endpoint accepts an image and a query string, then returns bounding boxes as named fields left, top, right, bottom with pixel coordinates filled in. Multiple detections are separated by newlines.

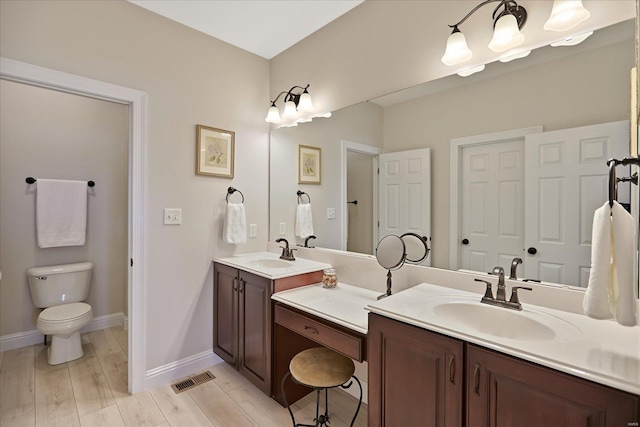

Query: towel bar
left=26, top=177, right=95, bottom=187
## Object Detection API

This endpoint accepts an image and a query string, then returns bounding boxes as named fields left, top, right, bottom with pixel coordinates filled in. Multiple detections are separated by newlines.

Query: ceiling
left=128, top=0, right=364, bottom=59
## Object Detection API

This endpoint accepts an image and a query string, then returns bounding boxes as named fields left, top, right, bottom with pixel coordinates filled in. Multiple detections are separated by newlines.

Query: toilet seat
left=39, top=302, right=92, bottom=323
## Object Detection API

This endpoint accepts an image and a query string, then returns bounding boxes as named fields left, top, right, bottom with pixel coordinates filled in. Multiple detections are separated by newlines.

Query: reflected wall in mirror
left=269, top=18, right=638, bottom=289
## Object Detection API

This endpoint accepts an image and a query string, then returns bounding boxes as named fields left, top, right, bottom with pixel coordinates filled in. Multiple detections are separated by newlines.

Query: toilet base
left=47, top=331, right=84, bottom=365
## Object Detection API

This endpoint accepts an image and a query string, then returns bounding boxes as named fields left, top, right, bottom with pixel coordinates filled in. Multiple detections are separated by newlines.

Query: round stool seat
left=289, top=347, right=355, bottom=388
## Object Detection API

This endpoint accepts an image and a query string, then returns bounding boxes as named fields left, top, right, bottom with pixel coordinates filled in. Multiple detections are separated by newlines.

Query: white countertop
left=367, top=283, right=640, bottom=396
left=271, top=282, right=382, bottom=335
left=213, top=251, right=331, bottom=280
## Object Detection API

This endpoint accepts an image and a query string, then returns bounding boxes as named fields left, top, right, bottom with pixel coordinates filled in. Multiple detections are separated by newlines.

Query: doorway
left=0, top=58, right=147, bottom=393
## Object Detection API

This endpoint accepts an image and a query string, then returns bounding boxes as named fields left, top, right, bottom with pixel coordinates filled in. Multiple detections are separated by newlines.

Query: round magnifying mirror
left=400, top=232, right=430, bottom=264
left=376, top=234, right=406, bottom=270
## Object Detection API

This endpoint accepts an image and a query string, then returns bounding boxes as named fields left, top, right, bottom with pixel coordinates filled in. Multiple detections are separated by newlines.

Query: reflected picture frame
left=298, top=144, right=321, bottom=184
left=196, top=125, right=235, bottom=178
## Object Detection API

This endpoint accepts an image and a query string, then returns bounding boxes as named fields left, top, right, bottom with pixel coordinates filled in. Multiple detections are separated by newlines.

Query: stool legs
left=281, top=372, right=363, bottom=427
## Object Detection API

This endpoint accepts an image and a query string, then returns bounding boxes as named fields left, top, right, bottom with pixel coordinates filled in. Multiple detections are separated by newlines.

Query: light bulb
left=298, top=92, right=313, bottom=112
left=265, top=105, right=280, bottom=123
left=282, top=100, right=297, bottom=118
left=441, top=29, right=472, bottom=66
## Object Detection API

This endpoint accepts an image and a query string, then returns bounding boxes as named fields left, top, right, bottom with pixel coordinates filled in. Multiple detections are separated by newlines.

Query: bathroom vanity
left=212, top=252, right=330, bottom=394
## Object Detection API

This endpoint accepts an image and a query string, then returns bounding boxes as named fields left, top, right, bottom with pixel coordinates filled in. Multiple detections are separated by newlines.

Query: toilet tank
left=27, top=262, right=94, bottom=308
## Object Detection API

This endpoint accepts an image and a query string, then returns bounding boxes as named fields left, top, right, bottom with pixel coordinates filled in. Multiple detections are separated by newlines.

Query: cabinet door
left=467, top=344, right=640, bottom=427
left=238, top=270, right=272, bottom=394
left=368, top=313, right=463, bottom=427
left=213, top=263, right=238, bottom=364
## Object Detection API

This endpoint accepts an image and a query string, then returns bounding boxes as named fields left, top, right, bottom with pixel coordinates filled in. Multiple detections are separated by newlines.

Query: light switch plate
left=249, top=224, right=257, bottom=238
left=279, top=222, right=286, bottom=235
left=164, top=208, right=182, bottom=225
left=327, top=208, right=336, bottom=219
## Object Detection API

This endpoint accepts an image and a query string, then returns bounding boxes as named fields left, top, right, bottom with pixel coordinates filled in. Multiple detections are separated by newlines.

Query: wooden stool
left=281, top=347, right=363, bottom=427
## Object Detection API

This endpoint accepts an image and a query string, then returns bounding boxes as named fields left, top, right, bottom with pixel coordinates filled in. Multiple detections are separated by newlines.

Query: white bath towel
left=583, top=201, right=637, bottom=326
left=36, top=179, right=88, bottom=248
left=224, top=202, right=246, bottom=244
left=295, top=203, right=314, bottom=239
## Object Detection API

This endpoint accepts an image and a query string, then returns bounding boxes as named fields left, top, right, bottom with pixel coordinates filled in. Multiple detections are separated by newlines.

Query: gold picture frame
left=298, top=145, right=321, bottom=184
left=196, top=125, right=235, bottom=178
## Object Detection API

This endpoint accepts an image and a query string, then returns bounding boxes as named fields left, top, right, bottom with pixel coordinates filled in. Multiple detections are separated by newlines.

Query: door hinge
left=130, top=258, right=133, bottom=267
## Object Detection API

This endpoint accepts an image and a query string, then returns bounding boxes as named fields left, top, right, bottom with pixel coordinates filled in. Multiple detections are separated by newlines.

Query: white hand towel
left=610, top=201, right=637, bottom=326
left=36, top=179, right=88, bottom=248
left=295, top=203, right=314, bottom=239
left=224, top=202, right=246, bottom=244
left=583, top=202, right=612, bottom=320
left=583, top=201, right=637, bottom=326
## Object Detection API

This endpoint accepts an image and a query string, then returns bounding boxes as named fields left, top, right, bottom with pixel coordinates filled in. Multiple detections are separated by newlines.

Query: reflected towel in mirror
left=295, top=203, right=314, bottom=238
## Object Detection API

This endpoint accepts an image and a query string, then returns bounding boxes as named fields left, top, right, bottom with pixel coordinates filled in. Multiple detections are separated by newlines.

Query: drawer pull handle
left=304, top=325, right=319, bottom=335
left=448, top=354, right=455, bottom=384
left=474, top=363, right=481, bottom=394
left=232, top=278, right=238, bottom=291
left=239, top=279, right=245, bottom=293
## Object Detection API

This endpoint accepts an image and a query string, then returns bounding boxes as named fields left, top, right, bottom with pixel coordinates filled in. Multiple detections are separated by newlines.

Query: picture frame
left=196, top=125, right=235, bottom=178
left=298, top=144, right=321, bottom=184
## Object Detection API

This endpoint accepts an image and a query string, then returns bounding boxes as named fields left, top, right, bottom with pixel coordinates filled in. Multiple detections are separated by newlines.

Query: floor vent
left=171, top=371, right=215, bottom=394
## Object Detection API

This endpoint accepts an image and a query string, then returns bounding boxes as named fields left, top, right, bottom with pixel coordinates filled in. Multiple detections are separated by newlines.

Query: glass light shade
left=544, top=0, right=590, bottom=32
left=550, top=30, right=593, bottom=47
left=488, top=14, right=525, bottom=53
left=457, top=64, right=485, bottom=77
left=265, top=105, right=280, bottom=123
left=297, top=92, right=313, bottom=112
left=282, top=100, right=298, bottom=118
left=441, top=31, right=472, bottom=66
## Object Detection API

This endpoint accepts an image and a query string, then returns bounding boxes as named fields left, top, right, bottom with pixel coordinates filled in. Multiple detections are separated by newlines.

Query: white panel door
left=460, top=140, right=525, bottom=274
left=379, top=148, right=431, bottom=265
left=524, top=121, right=629, bottom=286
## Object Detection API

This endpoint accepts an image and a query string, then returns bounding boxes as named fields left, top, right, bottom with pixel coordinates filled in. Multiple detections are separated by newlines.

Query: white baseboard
left=145, top=350, right=224, bottom=390
left=0, top=312, right=126, bottom=352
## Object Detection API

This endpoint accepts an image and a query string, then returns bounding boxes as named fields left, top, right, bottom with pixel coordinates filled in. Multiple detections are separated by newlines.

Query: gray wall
left=0, top=0, right=270, bottom=371
left=0, top=80, right=128, bottom=336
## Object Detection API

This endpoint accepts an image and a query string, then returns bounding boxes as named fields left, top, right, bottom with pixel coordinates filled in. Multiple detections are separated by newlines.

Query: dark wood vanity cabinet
left=368, top=313, right=464, bottom=427
left=213, top=263, right=272, bottom=394
left=213, top=262, right=324, bottom=396
left=467, top=344, right=639, bottom=427
left=368, top=313, right=640, bottom=427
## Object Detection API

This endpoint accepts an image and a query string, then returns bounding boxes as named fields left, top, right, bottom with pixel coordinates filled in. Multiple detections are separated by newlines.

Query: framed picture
left=298, top=144, right=321, bottom=184
left=196, top=125, right=235, bottom=178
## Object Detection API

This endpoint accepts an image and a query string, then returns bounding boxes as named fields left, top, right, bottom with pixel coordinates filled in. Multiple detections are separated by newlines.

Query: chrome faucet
left=275, top=238, right=296, bottom=261
left=304, top=235, right=316, bottom=248
left=474, top=267, right=533, bottom=311
left=509, top=257, right=523, bottom=280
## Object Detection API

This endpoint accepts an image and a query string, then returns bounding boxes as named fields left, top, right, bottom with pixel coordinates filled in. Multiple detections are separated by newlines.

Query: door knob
left=461, top=238, right=469, bottom=245
left=527, top=247, right=537, bottom=255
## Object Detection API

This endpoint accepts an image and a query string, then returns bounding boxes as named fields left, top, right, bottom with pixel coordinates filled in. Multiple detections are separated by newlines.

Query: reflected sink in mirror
left=431, top=300, right=581, bottom=342
left=244, top=258, right=293, bottom=269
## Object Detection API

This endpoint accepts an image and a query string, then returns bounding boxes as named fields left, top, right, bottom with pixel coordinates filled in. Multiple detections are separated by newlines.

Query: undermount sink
left=432, top=300, right=579, bottom=342
left=244, top=258, right=293, bottom=269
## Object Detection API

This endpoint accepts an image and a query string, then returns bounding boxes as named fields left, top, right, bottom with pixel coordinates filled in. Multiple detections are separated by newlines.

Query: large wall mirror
left=269, top=17, right=639, bottom=291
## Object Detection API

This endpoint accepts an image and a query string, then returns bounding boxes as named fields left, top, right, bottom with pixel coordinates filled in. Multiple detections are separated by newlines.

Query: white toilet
left=27, top=262, right=94, bottom=365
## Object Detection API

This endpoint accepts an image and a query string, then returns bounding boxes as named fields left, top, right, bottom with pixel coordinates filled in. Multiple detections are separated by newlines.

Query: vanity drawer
left=274, top=304, right=365, bottom=362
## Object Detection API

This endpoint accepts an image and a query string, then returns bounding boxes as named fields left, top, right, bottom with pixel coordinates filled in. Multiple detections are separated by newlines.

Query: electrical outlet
left=279, top=222, right=286, bottom=235
left=249, top=224, right=257, bottom=238
left=327, top=208, right=336, bottom=220
left=164, top=208, right=182, bottom=225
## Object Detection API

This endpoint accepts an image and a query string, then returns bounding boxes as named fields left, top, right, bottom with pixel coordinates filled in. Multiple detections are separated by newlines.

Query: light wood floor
left=0, top=326, right=367, bottom=426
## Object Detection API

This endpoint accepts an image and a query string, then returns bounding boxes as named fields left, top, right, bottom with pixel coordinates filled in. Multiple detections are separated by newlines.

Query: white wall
left=0, top=80, right=128, bottom=337
left=0, top=1, right=270, bottom=372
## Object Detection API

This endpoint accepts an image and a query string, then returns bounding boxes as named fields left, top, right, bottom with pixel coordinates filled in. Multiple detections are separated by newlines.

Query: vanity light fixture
left=441, top=0, right=528, bottom=66
left=265, top=84, right=314, bottom=124
left=544, top=0, right=591, bottom=32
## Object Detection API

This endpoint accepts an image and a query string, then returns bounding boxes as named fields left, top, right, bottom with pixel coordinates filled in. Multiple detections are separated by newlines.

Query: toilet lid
left=39, top=302, right=92, bottom=323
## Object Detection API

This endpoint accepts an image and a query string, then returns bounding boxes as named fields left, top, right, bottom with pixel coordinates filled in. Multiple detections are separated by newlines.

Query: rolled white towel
left=610, top=201, right=636, bottom=326
left=223, top=203, right=246, bottom=244
left=583, top=202, right=613, bottom=320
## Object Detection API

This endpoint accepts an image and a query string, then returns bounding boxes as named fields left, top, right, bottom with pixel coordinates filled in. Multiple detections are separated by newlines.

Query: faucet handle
left=509, top=286, right=532, bottom=305
left=474, top=278, right=494, bottom=300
